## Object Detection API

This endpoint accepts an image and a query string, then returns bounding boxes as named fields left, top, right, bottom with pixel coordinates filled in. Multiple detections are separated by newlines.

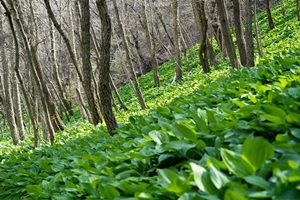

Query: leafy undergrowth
left=1, top=1, right=300, bottom=199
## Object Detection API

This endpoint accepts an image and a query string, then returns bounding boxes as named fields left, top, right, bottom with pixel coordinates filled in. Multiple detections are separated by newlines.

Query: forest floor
left=0, top=0, right=300, bottom=199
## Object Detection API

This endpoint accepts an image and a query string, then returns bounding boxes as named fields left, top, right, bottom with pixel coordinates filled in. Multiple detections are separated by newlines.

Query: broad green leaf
left=244, top=176, right=271, bottom=190
left=290, top=128, right=300, bottom=139
left=99, top=184, right=120, bottom=198
left=232, top=99, right=248, bottom=108
left=221, top=148, right=255, bottom=178
left=170, top=123, right=197, bottom=142
left=209, top=164, right=230, bottom=189
left=149, top=130, right=162, bottom=145
left=261, top=114, right=282, bottom=123
left=190, top=163, right=218, bottom=194
left=242, top=137, right=274, bottom=170
left=206, top=110, right=217, bottom=123
left=26, top=185, right=42, bottom=196
left=262, top=105, right=286, bottom=118
left=224, top=188, right=247, bottom=200
left=190, top=112, right=210, bottom=134
left=286, top=113, right=300, bottom=124
left=288, top=87, right=300, bottom=98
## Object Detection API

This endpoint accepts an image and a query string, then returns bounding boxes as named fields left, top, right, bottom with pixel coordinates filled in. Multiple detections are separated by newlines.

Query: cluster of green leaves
left=1, top=0, right=300, bottom=199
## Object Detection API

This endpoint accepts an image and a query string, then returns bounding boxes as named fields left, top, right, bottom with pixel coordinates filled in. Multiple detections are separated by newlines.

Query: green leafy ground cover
left=1, top=1, right=300, bottom=199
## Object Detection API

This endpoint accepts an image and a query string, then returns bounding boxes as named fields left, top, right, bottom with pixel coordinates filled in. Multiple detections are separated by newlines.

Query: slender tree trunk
left=172, top=0, right=183, bottom=81
left=12, top=74, right=26, bottom=140
left=142, top=0, right=160, bottom=87
left=0, top=14, right=20, bottom=146
left=297, top=0, right=300, bottom=21
left=112, top=0, right=147, bottom=109
left=110, top=74, right=128, bottom=111
left=80, top=0, right=103, bottom=125
left=232, top=0, right=247, bottom=66
left=245, top=0, right=255, bottom=67
left=76, top=88, right=93, bottom=122
left=216, top=0, right=241, bottom=69
left=96, top=0, right=118, bottom=136
left=254, top=0, right=264, bottom=57
left=265, top=0, right=275, bottom=29
left=2, top=0, right=40, bottom=146
left=279, top=0, right=285, bottom=15
left=49, top=18, right=74, bottom=117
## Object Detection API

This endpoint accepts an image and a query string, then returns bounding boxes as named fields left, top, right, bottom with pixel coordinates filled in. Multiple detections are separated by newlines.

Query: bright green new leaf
left=286, top=113, right=300, bottom=124
left=170, top=123, right=197, bottom=142
left=221, top=148, right=255, bottom=178
left=206, top=110, right=217, bottom=123
left=242, top=137, right=274, bottom=170
left=244, top=176, right=271, bottom=190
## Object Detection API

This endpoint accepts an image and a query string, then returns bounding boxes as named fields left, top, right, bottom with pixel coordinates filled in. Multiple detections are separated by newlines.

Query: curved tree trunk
left=96, top=0, right=118, bottom=136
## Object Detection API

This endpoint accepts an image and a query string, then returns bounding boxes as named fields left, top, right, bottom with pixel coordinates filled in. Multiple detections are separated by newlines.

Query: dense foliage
left=1, top=1, right=300, bottom=199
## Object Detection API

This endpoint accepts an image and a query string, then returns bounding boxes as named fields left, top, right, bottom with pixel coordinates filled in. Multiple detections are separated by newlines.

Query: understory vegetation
left=1, top=1, right=300, bottom=199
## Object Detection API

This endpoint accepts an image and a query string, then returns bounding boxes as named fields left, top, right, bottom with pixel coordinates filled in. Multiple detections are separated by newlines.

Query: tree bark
left=216, top=0, right=241, bottom=69
left=254, top=0, right=264, bottom=58
left=80, top=0, right=103, bottom=125
left=265, top=0, right=275, bottom=30
left=172, top=0, right=183, bottom=81
left=232, top=0, right=247, bottom=66
left=193, top=0, right=210, bottom=73
left=0, top=12, right=20, bottom=146
left=96, top=0, right=118, bottom=136
left=245, top=0, right=255, bottom=67
left=142, top=0, right=160, bottom=87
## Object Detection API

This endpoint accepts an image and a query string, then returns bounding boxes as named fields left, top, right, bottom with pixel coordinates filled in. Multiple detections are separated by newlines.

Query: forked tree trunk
left=265, top=0, right=275, bottom=29
left=216, top=0, right=241, bottom=69
left=112, top=0, right=147, bottom=109
left=245, top=0, right=255, bottom=67
left=96, top=0, right=118, bottom=136
left=232, top=0, right=247, bottom=66
left=192, top=0, right=210, bottom=73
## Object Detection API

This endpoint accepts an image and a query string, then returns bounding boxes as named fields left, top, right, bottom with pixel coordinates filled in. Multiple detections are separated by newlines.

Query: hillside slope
left=0, top=1, right=300, bottom=199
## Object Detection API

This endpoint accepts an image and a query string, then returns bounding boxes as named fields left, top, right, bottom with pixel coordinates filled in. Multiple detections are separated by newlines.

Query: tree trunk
left=0, top=14, right=20, bottom=146
left=172, top=0, right=183, bottom=81
left=297, top=0, right=300, bottom=21
left=245, top=0, right=255, bottom=67
left=232, top=0, right=247, bottom=66
left=254, top=0, right=264, bottom=57
left=49, top=18, right=74, bottom=117
left=80, top=0, right=103, bottom=125
left=1, top=0, right=40, bottom=146
left=192, top=0, right=210, bottom=73
left=112, top=0, right=147, bottom=109
left=96, top=0, right=118, bottom=136
left=110, top=74, right=128, bottom=111
left=142, top=0, right=160, bottom=87
left=265, top=0, right=275, bottom=30
left=216, top=0, right=241, bottom=69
